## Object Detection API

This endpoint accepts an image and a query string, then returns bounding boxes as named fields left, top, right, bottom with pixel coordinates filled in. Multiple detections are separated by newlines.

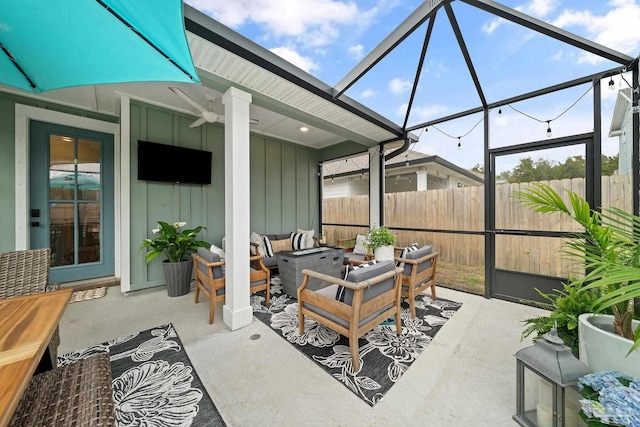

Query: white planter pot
left=374, top=245, right=395, bottom=262
left=578, top=313, right=640, bottom=378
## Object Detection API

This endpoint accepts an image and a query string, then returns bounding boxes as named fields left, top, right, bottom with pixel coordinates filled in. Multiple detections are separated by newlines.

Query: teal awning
left=0, top=0, right=200, bottom=93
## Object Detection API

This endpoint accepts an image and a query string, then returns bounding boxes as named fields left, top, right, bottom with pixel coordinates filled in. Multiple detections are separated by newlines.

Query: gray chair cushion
left=343, top=252, right=366, bottom=265
left=402, top=245, right=432, bottom=276
left=340, top=260, right=396, bottom=305
left=197, top=247, right=223, bottom=279
left=304, top=285, right=393, bottom=329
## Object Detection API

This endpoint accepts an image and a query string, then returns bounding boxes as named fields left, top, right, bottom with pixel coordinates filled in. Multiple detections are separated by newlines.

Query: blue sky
left=186, top=0, right=640, bottom=173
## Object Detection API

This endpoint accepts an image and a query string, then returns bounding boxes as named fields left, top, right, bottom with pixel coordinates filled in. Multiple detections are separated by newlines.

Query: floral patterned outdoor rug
left=251, top=276, right=463, bottom=406
left=58, top=323, right=225, bottom=426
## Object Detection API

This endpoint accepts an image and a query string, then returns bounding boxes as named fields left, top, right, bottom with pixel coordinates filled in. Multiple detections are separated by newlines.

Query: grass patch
left=437, top=260, right=485, bottom=295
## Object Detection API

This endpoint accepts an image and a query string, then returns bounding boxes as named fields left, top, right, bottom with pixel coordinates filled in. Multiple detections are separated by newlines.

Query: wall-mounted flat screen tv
left=138, top=140, right=212, bottom=185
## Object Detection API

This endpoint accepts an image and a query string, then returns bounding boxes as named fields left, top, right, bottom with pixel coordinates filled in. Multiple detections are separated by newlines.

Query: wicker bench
left=9, top=353, right=116, bottom=427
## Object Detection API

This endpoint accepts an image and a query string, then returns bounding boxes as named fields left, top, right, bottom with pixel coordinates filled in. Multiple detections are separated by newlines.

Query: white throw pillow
left=297, top=228, right=315, bottom=249
left=250, top=232, right=267, bottom=256
left=353, top=234, right=368, bottom=255
left=209, top=244, right=225, bottom=260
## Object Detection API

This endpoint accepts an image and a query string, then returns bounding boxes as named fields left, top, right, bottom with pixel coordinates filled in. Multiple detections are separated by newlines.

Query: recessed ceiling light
left=299, top=126, right=309, bottom=132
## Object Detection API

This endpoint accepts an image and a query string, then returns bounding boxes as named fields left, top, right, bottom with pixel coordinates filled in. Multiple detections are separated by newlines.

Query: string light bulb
left=608, top=77, right=615, bottom=91
left=546, top=121, right=552, bottom=138
left=457, top=137, right=461, bottom=151
left=331, top=175, right=334, bottom=182
left=360, top=172, right=364, bottom=180
left=405, top=157, right=409, bottom=167
left=498, top=108, right=502, bottom=116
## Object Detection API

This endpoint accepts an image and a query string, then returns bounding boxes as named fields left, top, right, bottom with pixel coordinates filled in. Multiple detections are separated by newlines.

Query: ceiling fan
left=169, top=87, right=259, bottom=128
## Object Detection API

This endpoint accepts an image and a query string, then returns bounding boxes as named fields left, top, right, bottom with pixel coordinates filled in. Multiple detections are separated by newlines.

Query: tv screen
left=137, top=140, right=212, bottom=185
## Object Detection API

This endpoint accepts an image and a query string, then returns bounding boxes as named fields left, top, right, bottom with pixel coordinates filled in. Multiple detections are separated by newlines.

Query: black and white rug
left=58, top=323, right=225, bottom=426
left=251, top=276, right=462, bottom=406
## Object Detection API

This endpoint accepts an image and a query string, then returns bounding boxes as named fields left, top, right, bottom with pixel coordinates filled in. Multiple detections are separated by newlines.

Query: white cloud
left=389, top=78, right=411, bottom=94
left=482, top=0, right=557, bottom=34
left=185, top=0, right=372, bottom=47
left=269, top=46, right=319, bottom=73
left=527, top=0, right=557, bottom=17
left=551, top=50, right=564, bottom=61
left=552, top=0, right=640, bottom=64
left=360, top=89, right=377, bottom=98
left=348, top=44, right=364, bottom=60
left=482, top=17, right=505, bottom=35
left=397, top=103, right=448, bottom=120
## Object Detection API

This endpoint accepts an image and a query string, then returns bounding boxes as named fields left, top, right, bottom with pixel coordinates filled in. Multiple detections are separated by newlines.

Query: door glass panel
left=77, top=138, right=101, bottom=201
left=78, top=203, right=100, bottom=264
left=50, top=202, right=74, bottom=267
left=48, top=134, right=102, bottom=267
left=495, top=145, right=585, bottom=232
left=49, top=135, right=75, bottom=201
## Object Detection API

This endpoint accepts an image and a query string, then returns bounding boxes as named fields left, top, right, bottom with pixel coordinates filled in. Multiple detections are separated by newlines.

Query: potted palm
left=517, top=183, right=640, bottom=376
left=140, top=221, right=209, bottom=297
left=366, top=226, right=396, bottom=261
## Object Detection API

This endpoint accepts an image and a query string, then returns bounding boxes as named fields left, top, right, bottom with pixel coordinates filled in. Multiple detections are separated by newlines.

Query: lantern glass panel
left=523, top=366, right=553, bottom=426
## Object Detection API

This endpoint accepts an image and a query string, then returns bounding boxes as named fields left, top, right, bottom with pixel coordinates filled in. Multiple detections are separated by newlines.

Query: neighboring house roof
left=323, top=150, right=483, bottom=184
left=609, top=88, right=632, bottom=137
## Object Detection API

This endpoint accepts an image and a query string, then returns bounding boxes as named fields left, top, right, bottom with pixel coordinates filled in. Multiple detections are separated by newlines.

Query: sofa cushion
left=262, top=256, right=278, bottom=268
left=290, top=232, right=306, bottom=250
left=353, top=234, right=368, bottom=255
left=271, top=238, right=291, bottom=253
left=297, top=228, right=315, bottom=249
left=402, top=245, right=433, bottom=276
left=275, top=233, right=290, bottom=240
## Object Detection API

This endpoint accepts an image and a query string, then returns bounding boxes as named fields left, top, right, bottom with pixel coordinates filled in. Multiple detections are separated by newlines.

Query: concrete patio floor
left=59, top=284, right=547, bottom=426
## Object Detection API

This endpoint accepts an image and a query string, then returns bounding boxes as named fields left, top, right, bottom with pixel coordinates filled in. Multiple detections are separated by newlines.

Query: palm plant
left=516, top=183, right=640, bottom=353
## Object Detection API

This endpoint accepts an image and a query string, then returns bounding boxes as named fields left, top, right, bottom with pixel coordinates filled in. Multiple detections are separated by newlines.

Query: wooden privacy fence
left=323, top=174, right=633, bottom=278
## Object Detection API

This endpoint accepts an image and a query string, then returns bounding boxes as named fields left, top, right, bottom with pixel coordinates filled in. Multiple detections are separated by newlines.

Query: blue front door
left=29, top=121, right=115, bottom=283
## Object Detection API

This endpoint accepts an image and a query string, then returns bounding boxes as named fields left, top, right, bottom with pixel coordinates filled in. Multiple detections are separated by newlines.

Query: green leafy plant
left=521, top=281, right=600, bottom=357
left=516, top=183, right=640, bottom=354
left=365, top=226, right=395, bottom=251
left=140, top=221, right=209, bottom=264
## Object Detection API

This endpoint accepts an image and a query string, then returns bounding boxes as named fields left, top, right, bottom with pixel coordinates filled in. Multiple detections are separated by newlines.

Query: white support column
left=416, top=169, right=428, bottom=191
left=222, top=87, right=253, bottom=330
left=369, top=146, right=382, bottom=227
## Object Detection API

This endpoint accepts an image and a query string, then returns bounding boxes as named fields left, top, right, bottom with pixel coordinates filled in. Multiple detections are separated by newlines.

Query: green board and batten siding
left=129, top=102, right=320, bottom=291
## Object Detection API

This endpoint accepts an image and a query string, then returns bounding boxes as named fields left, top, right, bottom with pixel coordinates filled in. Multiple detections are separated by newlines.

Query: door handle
left=30, top=221, right=40, bottom=227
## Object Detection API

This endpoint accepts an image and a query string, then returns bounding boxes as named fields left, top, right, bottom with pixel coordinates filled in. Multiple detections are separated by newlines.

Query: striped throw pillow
left=262, top=235, right=274, bottom=258
left=397, top=243, right=419, bottom=268
left=290, top=232, right=306, bottom=250
left=336, top=260, right=378, bottom=302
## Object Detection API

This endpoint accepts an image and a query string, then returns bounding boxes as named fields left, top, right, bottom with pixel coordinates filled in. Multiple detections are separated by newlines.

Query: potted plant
left=517, top=183, right=640, bottom=376
left=140, top=221, right=209, bottom=297
left=366, top=226, right=396, bottom=261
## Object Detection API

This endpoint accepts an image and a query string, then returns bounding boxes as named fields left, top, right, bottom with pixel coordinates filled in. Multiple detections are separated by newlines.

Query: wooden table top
left=0, top=288, right=72, bottom=427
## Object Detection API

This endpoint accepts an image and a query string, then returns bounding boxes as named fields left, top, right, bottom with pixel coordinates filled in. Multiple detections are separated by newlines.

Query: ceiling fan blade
left=169, top=87, right=208, bottom=114
left=217, top=115, right=259, bottom=125
left=188, top=117, right=207, bottom=128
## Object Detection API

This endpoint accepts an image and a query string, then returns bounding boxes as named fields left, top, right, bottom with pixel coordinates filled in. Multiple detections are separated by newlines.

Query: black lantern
left=514, top=327, right=590, bottom=427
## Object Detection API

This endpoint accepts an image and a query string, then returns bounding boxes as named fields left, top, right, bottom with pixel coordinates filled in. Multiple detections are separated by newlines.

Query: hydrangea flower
left=578, top=371, right=640, bottom=427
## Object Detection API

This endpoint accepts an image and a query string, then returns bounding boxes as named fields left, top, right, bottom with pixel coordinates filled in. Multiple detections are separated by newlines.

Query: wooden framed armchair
left=395, top=245, right=438, bottom=318
left=0, top=248, right=60, bottom=367
left=297, top=260, right=403, bottom=371
left=193, top=247, right=270, bottom=324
